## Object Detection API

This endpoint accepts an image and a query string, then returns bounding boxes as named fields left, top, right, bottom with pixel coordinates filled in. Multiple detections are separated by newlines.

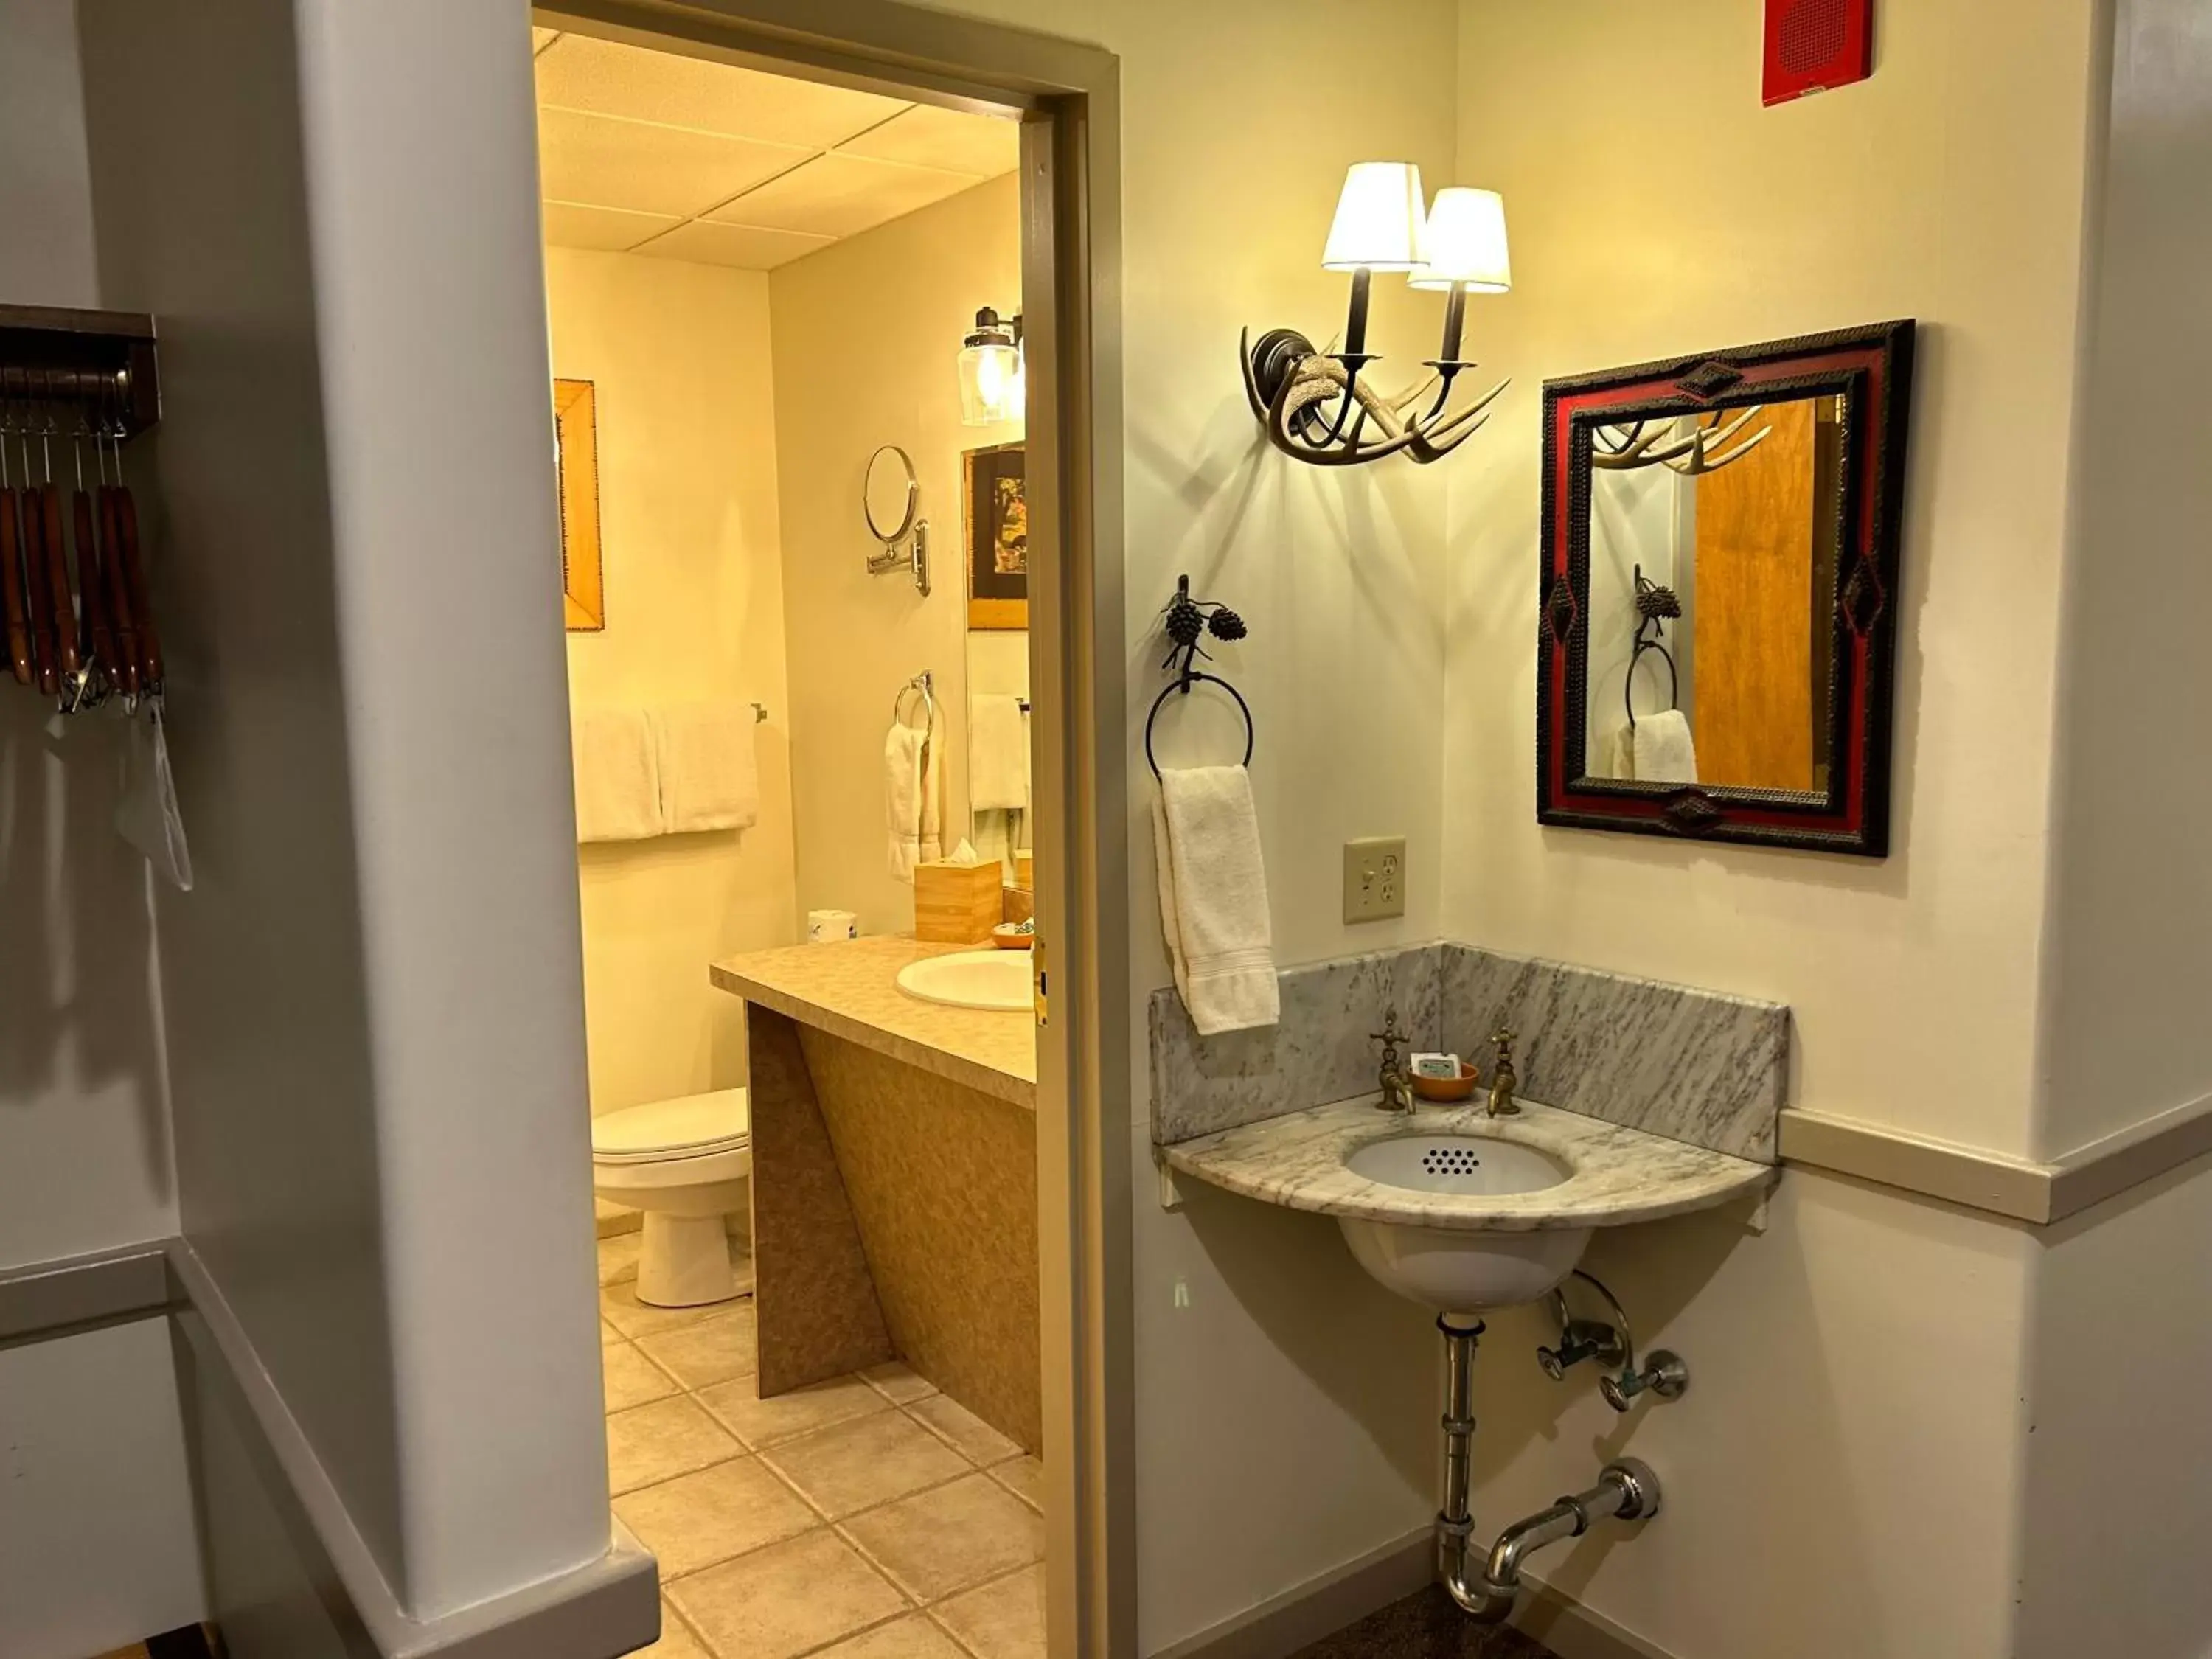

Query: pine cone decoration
left=1164, top=592, right=1206, bottom=648
left=1635, top=583, right=1683, bottom=621
left=1206, top=607, right=1248, bottom=642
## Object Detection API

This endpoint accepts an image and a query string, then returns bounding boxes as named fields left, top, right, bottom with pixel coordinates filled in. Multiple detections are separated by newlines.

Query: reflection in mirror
left=1583, top=395, right=1844, bottom=793
left=963, top=441, right=1030, bottom=883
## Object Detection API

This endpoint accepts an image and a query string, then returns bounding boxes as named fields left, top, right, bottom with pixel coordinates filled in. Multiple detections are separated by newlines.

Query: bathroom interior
left=5, top=4, right=2212, bottom=1659
left=538, top=27, right=1050, bottom=1659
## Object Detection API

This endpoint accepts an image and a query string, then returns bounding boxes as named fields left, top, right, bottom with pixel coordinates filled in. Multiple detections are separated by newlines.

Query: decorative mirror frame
left=1536, top=320, right=1916, bottom=857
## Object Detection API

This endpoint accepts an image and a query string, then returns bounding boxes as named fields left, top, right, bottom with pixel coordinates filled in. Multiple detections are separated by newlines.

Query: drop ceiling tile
left=836, top=104, right=1019, bottom=178
left=706, top=153, right=981, bottom=240
left=537, top=106, right=811, bottom=219
left=538, top=33, right=908, bottom=148
left=632, top=220, right=835, bottom=271
left=542, top=200, right=681, bottom=253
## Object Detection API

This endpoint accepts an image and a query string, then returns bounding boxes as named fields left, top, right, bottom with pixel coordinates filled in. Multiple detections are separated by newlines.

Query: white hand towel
left=1152, top=765, right=1279, bottom=1034
left=969, top=694, right=1031, bottom=811
left=650, top=701, right=759, bottom=833
left=886, top=720, right=943, bottom=882
left=572, top=707, right=664, bottom=842
left=1630, top=709, right=1698, bottom=785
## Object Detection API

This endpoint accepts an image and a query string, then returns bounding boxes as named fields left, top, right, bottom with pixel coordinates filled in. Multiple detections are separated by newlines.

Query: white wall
left=2035, top=0, right=2212, bottom=1156
left=0, top=10, right=200, bottom=1658
left=1435, top=2, right=2112, bottom=1655
left=770, top=173, right=1025, bottom=937
left=2014, top=7, right=2212, bottom=1652
left=80, top=0, right=613, bottom=1622
left=2016, top=1151, right=2212, bottom=1659
left=0, top=1318, right=206, bottom=1659
left=549, top=248, right=799, bottom=1114
left=1445, top=0, right=2099, bottom=1159
left=0, top=0, right=175, bottom=1275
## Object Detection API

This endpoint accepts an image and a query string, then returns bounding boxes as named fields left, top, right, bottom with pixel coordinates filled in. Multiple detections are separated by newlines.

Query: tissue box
left=914, top=859, right=1004, bottom=944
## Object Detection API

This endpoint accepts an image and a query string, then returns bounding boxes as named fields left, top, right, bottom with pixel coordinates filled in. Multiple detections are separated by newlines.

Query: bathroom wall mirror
left=1537, top=321, right=1915, bottom=855
left=964, top=440, right=1031, bottom=878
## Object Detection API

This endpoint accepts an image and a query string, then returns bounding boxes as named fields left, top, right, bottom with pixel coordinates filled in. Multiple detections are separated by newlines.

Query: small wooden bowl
left=1411, top=1062, right=1480, bottom=1103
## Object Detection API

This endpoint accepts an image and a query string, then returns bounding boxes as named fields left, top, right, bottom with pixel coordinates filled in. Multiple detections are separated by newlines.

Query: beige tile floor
left=598, top=1232, right=1046, bottom=1659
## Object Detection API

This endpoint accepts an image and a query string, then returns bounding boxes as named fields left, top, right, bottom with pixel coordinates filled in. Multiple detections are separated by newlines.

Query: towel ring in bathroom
left=1623, top=565, right=1680, bottom=735
left=894, top=669, right=939, bottom=776
left=862, top=444, right=931, bottom=597
left=1145, top=574, right=1255, bottom=779
left=1144, top=673, right=1254, bottom=780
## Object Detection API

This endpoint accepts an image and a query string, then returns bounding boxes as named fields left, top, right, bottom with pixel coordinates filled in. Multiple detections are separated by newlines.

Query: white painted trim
left=1778, top=1088, right=2212, bottom=1225
left=167, top=1239, right=658, bottom=1659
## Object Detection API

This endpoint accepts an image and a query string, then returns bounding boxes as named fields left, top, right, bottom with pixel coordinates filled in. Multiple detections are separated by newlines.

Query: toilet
left=591, top=1088, right=753, bottom=1307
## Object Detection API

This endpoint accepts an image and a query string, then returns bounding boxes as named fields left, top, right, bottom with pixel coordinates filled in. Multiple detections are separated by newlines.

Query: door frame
left=529, top=5, right=1133, bottom=1654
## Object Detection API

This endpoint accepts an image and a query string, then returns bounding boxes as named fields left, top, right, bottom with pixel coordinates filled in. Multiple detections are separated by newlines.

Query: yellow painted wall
left=768, top=173, right=1024, bottom=938
left=549, top=248, right=799, bottom=1116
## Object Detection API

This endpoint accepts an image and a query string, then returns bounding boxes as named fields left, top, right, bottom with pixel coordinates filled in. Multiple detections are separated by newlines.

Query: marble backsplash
left=1147, top=944, right=1444, bottom=1146
left=1150, top=941, right=1787, bottom=1162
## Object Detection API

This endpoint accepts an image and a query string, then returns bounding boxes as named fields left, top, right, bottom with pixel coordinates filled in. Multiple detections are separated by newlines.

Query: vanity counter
left=712, top=936, right=1036, bottom=1109
left=1162, top=1096, right=1774, bottom=1232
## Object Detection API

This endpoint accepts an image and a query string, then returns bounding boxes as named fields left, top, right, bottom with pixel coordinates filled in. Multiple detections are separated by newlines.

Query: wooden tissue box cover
left=914, top=860, right=1004, bottom=943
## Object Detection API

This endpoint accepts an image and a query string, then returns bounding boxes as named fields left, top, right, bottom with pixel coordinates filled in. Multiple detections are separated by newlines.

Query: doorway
left=527, top=4, right=1131, bottom=1656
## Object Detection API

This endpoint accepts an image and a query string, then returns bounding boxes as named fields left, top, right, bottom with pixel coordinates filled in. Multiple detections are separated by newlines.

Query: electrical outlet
left=1343, top=836, right=1407, bottom=923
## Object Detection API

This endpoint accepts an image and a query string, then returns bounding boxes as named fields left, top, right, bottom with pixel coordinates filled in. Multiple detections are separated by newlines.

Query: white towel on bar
left=969, top=694, right=1030, bottom=811
left=886, top=720, right=943, bottom=882
left=573, top=708, right=664, bottom=842
left=1629, top=709, right=1699, bottom=785
left=1152, top=765, right=1279, bottom=1035
left=650, top=701, right=759, bottom=833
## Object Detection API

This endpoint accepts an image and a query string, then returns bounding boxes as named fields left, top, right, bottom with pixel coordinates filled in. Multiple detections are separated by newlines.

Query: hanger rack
left=1624, top=565, right=1680, bottom=734
left=0, top=305, right=164, bottom=714
left=1144, top=574, right=1254, bottom=779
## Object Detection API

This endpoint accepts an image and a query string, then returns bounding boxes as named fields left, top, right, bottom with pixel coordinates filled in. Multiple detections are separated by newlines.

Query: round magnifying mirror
left=863, top=445, right=920, bottom=546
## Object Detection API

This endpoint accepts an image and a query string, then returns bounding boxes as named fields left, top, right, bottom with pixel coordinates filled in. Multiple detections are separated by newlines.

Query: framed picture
left=554, top=378, right=605, bottom=632
left=964, top=441, right=1026, bottom=630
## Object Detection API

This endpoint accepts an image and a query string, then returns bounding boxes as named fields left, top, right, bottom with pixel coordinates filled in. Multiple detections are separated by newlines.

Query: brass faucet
left=1486, top=1029, right=1520, bottom=1117
left=1372, top=1006, right=1416, bottom=1116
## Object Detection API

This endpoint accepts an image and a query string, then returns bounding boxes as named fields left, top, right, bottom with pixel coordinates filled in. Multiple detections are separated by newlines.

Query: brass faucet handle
left=1371, top=1005, right=1411, bottom=1048
left=1490, top=1028, right=1517, bottom=1065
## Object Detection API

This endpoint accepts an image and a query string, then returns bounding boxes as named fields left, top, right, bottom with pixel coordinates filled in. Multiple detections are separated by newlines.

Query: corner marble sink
left=895, top=948, right=1032, bottom=1013
left=1161, top=1101, right=1775, bottom=1315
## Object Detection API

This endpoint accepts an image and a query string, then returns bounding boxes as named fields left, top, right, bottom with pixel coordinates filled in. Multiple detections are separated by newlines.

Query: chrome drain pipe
left=1434, top=1315, right=1664, bottom=1623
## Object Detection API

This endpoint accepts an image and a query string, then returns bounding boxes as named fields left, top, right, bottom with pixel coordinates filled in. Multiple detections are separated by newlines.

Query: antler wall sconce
left=1240, top=164, right=1512, bottom=467
left=1591, top=406, right=1773, bottom=476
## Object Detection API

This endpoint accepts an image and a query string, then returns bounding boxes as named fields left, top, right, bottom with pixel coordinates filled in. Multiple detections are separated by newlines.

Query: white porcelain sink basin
left=1338, top=1134, right=1590, bottom=1312
left=895, top=949, right=1032, bottom=1013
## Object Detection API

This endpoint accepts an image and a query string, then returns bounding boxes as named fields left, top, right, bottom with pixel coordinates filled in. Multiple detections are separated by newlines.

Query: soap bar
left=1411, top=1052, right=1464, bottom=1080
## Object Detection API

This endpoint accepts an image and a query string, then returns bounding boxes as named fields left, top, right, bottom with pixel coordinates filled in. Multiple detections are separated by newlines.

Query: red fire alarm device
left=1764, top=0, right=1873, bottom=105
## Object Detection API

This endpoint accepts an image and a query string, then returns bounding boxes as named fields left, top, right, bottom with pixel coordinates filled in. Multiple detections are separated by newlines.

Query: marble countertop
left=1161, top=1096, right=1775, bottom=1231
left=711, top=936, right=1037, bottom=1109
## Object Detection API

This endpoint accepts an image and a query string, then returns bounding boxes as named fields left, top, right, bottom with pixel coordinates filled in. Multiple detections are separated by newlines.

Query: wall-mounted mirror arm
left=862, top=442, right=931, bottom=597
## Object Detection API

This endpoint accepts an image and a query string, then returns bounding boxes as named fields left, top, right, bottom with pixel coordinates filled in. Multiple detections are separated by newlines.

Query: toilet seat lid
left=591, top=1088, right=751, bottom=1162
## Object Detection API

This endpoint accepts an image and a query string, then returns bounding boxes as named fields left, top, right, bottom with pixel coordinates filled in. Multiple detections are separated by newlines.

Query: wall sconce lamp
left=959, top=306, right=1026, bottom=425
left=1239, top=164, right=1512, bottom=466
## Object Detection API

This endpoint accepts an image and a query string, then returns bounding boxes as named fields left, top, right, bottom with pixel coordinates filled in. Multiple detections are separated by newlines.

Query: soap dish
left=992, top=922, right=1035, bottom=950
left=1411, top=1062, right=1480, bottom=1103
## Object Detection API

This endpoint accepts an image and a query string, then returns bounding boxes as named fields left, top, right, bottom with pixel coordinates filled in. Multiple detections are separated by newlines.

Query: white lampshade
left=1321, top=162, right=1427, bottom=272
left=1408, top=187, right=1512, bottom=292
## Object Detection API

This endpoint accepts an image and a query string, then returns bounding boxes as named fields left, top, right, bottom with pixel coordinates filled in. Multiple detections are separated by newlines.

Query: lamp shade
left=1321, top=162, right=1427, bottom=272
left=959, top=306, right=1024, bottom=425
left=1408, top=187, right=1512, bottom=292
